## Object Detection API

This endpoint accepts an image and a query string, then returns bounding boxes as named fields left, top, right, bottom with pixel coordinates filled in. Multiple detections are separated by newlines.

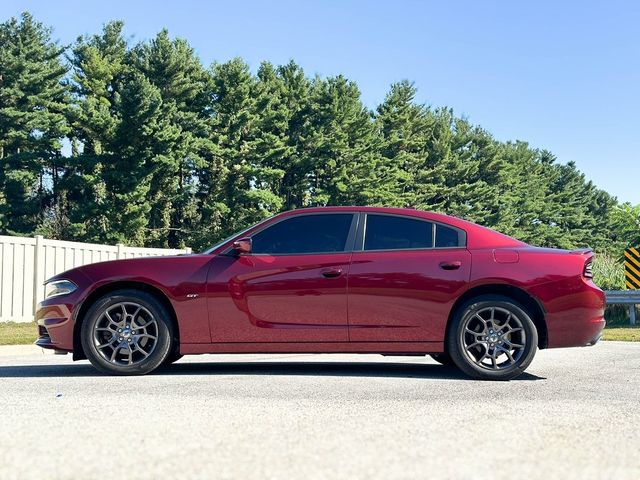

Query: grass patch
left=0, top=321, right=38, bottom=346
left=602, top=326, right=640, bottom=342
left=603, top=304, right=639, bottom=341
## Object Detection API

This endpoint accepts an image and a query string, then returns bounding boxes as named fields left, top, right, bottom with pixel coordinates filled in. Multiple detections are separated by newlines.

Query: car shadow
left=0, top=361, right=545, bottom=381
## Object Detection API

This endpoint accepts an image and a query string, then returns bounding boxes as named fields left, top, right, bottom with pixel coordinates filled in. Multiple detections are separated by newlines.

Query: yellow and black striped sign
left=624, top=247, right=640, bottom=289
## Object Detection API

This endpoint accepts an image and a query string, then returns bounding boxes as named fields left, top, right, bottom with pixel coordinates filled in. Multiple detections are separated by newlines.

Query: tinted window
left=435, top=224, right=462, bottom=248
left=364, top=215, right=433, bottom=251
left=251, top=214, right=353, bottom=254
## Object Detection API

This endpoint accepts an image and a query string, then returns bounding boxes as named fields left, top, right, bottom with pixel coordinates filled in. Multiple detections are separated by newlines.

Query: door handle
left=439, top=261, right=462, bottom=270
left=321, top=268, right=343, bottom=278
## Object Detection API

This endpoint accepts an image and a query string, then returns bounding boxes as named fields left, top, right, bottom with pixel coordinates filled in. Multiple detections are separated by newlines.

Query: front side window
left=251, top=214, right=354, bottom=255
left=364, top=215, right=434, bottom=251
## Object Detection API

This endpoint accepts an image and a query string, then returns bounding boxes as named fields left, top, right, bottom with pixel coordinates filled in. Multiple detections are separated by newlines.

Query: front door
left=207, top=212, right=357, bottom=343
left=348, top=213, right=471, bottom=342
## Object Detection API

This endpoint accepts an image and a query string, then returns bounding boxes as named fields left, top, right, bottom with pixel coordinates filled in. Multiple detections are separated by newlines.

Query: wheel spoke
left=135, top=333, right=157, bottom=341
left=466, top=341, right=483, bottom=351
left=105, top=310, right=121, bottom=327
left=110, top=345, right=121, bottom=362
left=503, top=347, right=515, bottom=363
left=465, top=327, right=481, bottom=336
left=130, top=306, right=142, bottom=326
left=497, top=314, right=511, bottom=332
left=133, top=342, right=150, bottom=358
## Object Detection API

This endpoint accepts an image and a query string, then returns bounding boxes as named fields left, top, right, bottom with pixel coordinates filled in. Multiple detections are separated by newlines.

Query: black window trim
left=222, top=211, right=360, bottom=257
left=354, top=212, right=467, bottom=252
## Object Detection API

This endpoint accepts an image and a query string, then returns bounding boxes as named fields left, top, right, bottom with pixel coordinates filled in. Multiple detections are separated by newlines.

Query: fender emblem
left=186, top=293, right=199, bottom=298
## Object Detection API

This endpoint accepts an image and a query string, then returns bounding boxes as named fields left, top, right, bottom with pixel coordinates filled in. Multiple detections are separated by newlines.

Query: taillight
left=583, top=261, right=593, bottom=278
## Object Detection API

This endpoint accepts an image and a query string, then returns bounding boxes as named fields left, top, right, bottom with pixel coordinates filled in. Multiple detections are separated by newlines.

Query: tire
left=446, top=295, right=538, bottom=381
left=81, top=289, right=174, bottom=375
left=163, top=351, right=183, bottom=366
left=430, top=352, right=454, bottom=366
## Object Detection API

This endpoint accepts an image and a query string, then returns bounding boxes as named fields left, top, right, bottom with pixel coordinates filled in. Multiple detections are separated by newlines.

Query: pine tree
left=248, top=61, right=296, bottom=210
left=201, top=58, right=285, bottom=242
left=374, top=81, right=434, bottom=207
left=129, top=29, right=213, bottom=247
left=304, top=75, right=377, bottom=206
left=270, top=61, right=311, bottom=210
left=63, top=21, right=129, bottom=242
left=0, top=12, right=70, bottom=235
left=427, top=114, right=503, bottom=225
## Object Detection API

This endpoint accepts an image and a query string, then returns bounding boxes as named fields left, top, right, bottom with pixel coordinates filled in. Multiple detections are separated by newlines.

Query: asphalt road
left=0, top=342, right=639, bottom=480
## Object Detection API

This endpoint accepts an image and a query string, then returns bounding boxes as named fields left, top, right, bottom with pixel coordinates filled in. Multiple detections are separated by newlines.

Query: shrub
left=592, top=253, right=625, bottom=291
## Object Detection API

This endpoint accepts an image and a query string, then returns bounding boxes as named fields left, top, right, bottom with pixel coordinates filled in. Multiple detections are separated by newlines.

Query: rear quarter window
left=435, top=224, right=465, bottom=248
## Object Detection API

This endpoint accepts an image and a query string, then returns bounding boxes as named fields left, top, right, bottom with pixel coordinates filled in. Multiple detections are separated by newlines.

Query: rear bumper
left=530, top=276, right=606, bottom=349
left=547, top=314, right=606, bottom=349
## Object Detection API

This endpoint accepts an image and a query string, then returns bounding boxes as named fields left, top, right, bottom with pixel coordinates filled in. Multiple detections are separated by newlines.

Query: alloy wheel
left=93, top=301, right=159, bottom=366
left=460, top=306, right=526, bottom=371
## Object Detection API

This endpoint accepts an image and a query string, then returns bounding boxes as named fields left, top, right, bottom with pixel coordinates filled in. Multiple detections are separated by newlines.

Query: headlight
left=44, top=280, right=77, bottom=299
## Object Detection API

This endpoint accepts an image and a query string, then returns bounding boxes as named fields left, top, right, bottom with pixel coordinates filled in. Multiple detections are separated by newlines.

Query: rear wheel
left=81, top=289, right=174, bottom=375
left=447, top=295, right=538, bottom=381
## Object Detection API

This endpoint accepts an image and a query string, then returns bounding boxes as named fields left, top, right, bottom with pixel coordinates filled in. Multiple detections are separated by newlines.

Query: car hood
left=49, top=253, right=214, bottom=285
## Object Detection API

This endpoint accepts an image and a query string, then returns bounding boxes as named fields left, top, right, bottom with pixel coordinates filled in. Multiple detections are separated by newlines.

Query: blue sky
left=4, top=0, right=640, bottom=204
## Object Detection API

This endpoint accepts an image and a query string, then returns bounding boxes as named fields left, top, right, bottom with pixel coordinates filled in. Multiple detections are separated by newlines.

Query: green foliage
left=592, top=253, right=625, bottom=290
left=0, top=11, right=637, bottom=255
left=611, top=203, right=640, bottom=250
left=0, top=12, right=70, bottom=235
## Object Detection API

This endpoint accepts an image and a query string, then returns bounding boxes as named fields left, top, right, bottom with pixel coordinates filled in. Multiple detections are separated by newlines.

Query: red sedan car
left=36, top=207, right=605, bottom=380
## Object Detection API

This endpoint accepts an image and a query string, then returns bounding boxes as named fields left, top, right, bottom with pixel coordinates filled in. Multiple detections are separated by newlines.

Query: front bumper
left=35, top=302, right=74, bottom=352
left=34, top=269, right=91, bottom=352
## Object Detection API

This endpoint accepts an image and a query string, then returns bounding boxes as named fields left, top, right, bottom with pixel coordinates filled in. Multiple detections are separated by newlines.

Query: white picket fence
left=0, top=235, right=191, bottom=323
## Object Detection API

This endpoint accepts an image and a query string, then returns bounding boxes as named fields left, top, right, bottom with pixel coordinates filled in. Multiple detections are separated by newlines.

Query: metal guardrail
left=605, top=290, right=639, bottom=325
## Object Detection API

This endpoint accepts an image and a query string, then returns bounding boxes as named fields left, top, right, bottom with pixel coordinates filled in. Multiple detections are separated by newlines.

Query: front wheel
left=163, top=351, right=183, bottom=366
left=81, top=289, right=174, bottom=375
left=447, top=295, right=538, bottom=381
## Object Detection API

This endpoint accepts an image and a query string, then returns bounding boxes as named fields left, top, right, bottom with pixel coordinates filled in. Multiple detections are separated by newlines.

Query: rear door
left=347, top=213, right=471, bottom=342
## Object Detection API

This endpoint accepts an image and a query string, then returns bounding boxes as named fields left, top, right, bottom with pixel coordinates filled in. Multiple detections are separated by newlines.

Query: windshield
left=203, top=217, right=272, bottom=254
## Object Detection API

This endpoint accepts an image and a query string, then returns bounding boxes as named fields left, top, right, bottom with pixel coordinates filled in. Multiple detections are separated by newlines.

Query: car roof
left=278, top=206, right=468, bottom=228
left=276, top=206, right=525, bottom=249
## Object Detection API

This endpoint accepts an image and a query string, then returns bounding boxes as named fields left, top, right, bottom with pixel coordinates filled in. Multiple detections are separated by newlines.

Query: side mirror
left=232, top=237, right=252, bottom=254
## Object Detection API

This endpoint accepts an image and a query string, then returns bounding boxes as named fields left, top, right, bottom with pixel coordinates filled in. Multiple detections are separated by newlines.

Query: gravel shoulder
left=0, top=342, right=639, bottom=480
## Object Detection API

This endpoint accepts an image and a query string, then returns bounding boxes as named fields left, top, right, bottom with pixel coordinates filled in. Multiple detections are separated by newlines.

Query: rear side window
left=251, top=214, right=353, bottom=254
left=364, top=215, right=433, bottom=251
left=435, top=224, right=462, bottom=248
